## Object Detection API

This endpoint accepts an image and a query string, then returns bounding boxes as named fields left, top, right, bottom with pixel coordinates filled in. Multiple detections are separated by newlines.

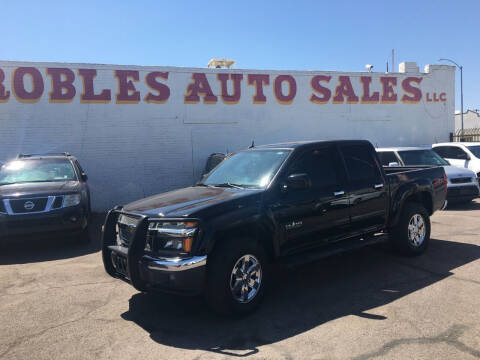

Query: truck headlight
left=63, top=194, right=81, bottom=207
left=146, top=221, right=198, bottom=253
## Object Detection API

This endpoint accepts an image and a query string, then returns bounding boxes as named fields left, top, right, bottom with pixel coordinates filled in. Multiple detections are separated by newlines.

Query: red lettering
left=217, top=73, right=242, bottom=104
left=380, top=77, right=397, bottom=103
left=115, top=70, right=140, bottom=104
left=426, top=92, right=433, bottom=102
left=0, top=68, right=10, bottom=102
left=439, top=92, right=446, bottom=102
left=401, top=77, right=422, bottom=103
left=333, top=76, right=358, bottom=104
left=360, top=76, right=379, bottom=103
left=78, top=69, right=111, bottom=103
left=13, top=67, right=44, bottom=103
left=47, top=68, right=76, bottom=103
left=273, top=75, right=296, bottom=105
left=184, top=73, right=217, bottom=104
left=433, top=92, right=439, bottom=102
left=247, top=74, right=269, bottom=104
left=310, top=75, right=331, bottom=104
left=144, top=71, right=170, bottom=104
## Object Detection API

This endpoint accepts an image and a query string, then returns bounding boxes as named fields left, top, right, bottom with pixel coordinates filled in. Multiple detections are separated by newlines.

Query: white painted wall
left=0, top=61, right=455, bottom=210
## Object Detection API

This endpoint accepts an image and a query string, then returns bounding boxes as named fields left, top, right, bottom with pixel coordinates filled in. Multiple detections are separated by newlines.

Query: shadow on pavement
left=0, top=212, right=106, bottom=265
left=121, top=238, right=480, bottom=357
left=446, top=200, right=480, bottom=211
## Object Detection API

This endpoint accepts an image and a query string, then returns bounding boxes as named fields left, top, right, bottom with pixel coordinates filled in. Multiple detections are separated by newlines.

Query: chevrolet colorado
left=102, top=140, right=447, bottom=315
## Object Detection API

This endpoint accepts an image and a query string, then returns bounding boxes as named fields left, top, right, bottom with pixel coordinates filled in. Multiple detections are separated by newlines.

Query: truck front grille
left=118, top=225, right=134, bottom=246
left=116, top=214, right=139, bottom=247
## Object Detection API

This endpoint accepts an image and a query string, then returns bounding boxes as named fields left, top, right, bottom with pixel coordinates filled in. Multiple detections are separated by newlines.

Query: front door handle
left=333, top=190, right=345, bottom=196
left=374, top=184, right=384, bottom=189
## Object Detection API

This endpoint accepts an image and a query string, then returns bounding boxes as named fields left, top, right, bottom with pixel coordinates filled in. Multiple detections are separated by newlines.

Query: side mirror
left=388, top=162, right=400, bottom=167
left=284, top=173, right=311, bottom=191
left=81, top=173, right=88, bottom=181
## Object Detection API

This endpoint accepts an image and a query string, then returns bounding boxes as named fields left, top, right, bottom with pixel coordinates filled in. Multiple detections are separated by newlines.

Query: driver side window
left=289, top=147, right=341, bottom=190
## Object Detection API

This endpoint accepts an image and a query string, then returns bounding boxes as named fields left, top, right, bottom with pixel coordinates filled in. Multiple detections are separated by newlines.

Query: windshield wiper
left=213, top=182, right=245, bottom=189
left=0, top=180, right=68, bottom=186
left=195, top=183, right=216, bottom=188
left=0, top=182, right=15, bottom=186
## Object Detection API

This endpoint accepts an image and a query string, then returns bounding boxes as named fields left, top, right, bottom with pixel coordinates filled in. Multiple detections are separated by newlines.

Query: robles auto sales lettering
left=0, top=66, right=447, bottom=105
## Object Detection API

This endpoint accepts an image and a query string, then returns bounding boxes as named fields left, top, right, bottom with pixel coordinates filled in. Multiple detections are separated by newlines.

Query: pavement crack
left=352, top=324, right=480, bottom=360
left=0, top=280, right=116, bottom=298
left=0, top=282, right=119, bottom=359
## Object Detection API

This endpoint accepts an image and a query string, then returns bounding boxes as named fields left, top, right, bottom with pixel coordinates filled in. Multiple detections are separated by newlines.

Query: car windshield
left=467, top=145, right=480, bottom=158
left=201, top=150, right=291, bottom=188
left=0, top=158, right=77, bottom=185
left=398, top=150, right=449, bottom=166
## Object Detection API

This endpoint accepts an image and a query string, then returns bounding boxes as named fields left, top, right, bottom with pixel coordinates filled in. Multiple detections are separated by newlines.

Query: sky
left=1, top=0, right=478, bottom=111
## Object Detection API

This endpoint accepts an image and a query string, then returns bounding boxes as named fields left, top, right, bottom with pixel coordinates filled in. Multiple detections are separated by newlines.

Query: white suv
left=432, top=143, right=480, bottom=179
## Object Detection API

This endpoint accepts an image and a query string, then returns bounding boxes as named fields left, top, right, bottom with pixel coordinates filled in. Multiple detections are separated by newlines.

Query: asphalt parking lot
left=1, top=201, right=479, bottom=360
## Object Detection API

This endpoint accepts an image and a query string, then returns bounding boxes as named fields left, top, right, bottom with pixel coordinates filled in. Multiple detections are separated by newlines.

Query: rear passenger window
left=377, top=151, right=398, bottom=166
left=432, top=147, right=450, bottom=158
left=341, top=145, right=382, bottom=186
left=289, top=147, right=341, bottom=189
left=446, top=146, right=468, bottom=159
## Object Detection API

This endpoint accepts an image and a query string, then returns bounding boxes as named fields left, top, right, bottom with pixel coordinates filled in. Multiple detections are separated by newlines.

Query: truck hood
left=443, top=166, right=476, bottom=179
left=0, top=181, right=81, bottom=198
left=123, top=186, right=263, bottom=217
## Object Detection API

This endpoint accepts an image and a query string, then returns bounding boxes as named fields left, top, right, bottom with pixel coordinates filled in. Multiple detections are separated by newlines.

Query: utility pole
left=439, top=58, right=464, bottom=140
left=392, top=49, right=394, bottom=72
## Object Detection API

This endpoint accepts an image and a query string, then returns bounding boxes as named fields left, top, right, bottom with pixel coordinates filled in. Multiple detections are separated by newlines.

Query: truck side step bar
left=284, top=233, right=389, bottom=268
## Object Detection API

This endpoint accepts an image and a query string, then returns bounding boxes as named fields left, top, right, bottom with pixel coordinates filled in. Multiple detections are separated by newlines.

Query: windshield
left=467, top=145, right=480, bottom=158
left=0, top=158, right=77, bottom=185
left=398, top=150, right=449, bottom=166
left=202, top=150, right=291, bottom=188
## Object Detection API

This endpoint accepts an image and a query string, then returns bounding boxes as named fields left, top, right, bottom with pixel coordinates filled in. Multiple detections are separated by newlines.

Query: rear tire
left=391, top=202, right=430, bottom=256
left=205, top=238, right=268, bottom=316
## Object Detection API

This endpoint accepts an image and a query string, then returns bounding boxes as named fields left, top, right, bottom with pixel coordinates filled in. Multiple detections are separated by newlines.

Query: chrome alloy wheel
left=230, top=254, right=262, bottom=303
left=408, top=214, right=426, bottom=247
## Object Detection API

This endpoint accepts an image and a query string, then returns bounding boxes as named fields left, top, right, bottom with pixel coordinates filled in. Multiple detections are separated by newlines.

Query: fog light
left=70, top=216, right=77, bottom=222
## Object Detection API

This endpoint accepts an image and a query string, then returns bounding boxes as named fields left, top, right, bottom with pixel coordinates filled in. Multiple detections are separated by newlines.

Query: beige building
left=455, top=109, right=480, bottom=130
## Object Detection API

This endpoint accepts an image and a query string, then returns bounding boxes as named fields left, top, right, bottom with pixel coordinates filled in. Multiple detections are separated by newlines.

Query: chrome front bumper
left=142, top=255, right=207, bottom=272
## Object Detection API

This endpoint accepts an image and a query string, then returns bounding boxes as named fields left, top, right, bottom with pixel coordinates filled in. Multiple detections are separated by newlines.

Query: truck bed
left=384, top=165, right=446, bottom=214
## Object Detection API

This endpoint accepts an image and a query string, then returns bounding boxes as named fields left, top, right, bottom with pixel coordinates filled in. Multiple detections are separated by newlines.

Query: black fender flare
left=199, top=212, right=277, bottom=260
left=389, top=181, right=434, bottom=228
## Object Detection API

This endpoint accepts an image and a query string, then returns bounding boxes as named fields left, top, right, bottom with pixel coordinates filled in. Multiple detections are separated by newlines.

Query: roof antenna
left=249, top=140, right=255, bottom=148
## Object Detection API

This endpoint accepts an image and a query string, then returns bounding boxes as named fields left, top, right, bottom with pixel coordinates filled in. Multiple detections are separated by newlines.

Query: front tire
left=205, top=238, right=268, bottom=316
left=391, top=202, right=430, bottom=256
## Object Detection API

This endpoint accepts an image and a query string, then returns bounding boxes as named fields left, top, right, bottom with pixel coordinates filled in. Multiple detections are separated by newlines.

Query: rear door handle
left=333, top=190, right=345, bottom=196
left=374, top=184, right=384, bottom=189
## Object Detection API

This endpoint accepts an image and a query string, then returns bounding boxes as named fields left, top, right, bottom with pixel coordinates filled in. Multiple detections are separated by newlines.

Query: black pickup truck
left=102, top=140, right=447, bottom=315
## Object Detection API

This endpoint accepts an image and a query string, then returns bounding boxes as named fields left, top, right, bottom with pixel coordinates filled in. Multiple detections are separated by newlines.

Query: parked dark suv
left=0, top=153, right=91, bottom=242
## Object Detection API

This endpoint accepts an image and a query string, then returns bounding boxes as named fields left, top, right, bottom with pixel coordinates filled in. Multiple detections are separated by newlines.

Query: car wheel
left=391, top=202, right=430, bottom=256
left=205, top=238, right=268, bottom=316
